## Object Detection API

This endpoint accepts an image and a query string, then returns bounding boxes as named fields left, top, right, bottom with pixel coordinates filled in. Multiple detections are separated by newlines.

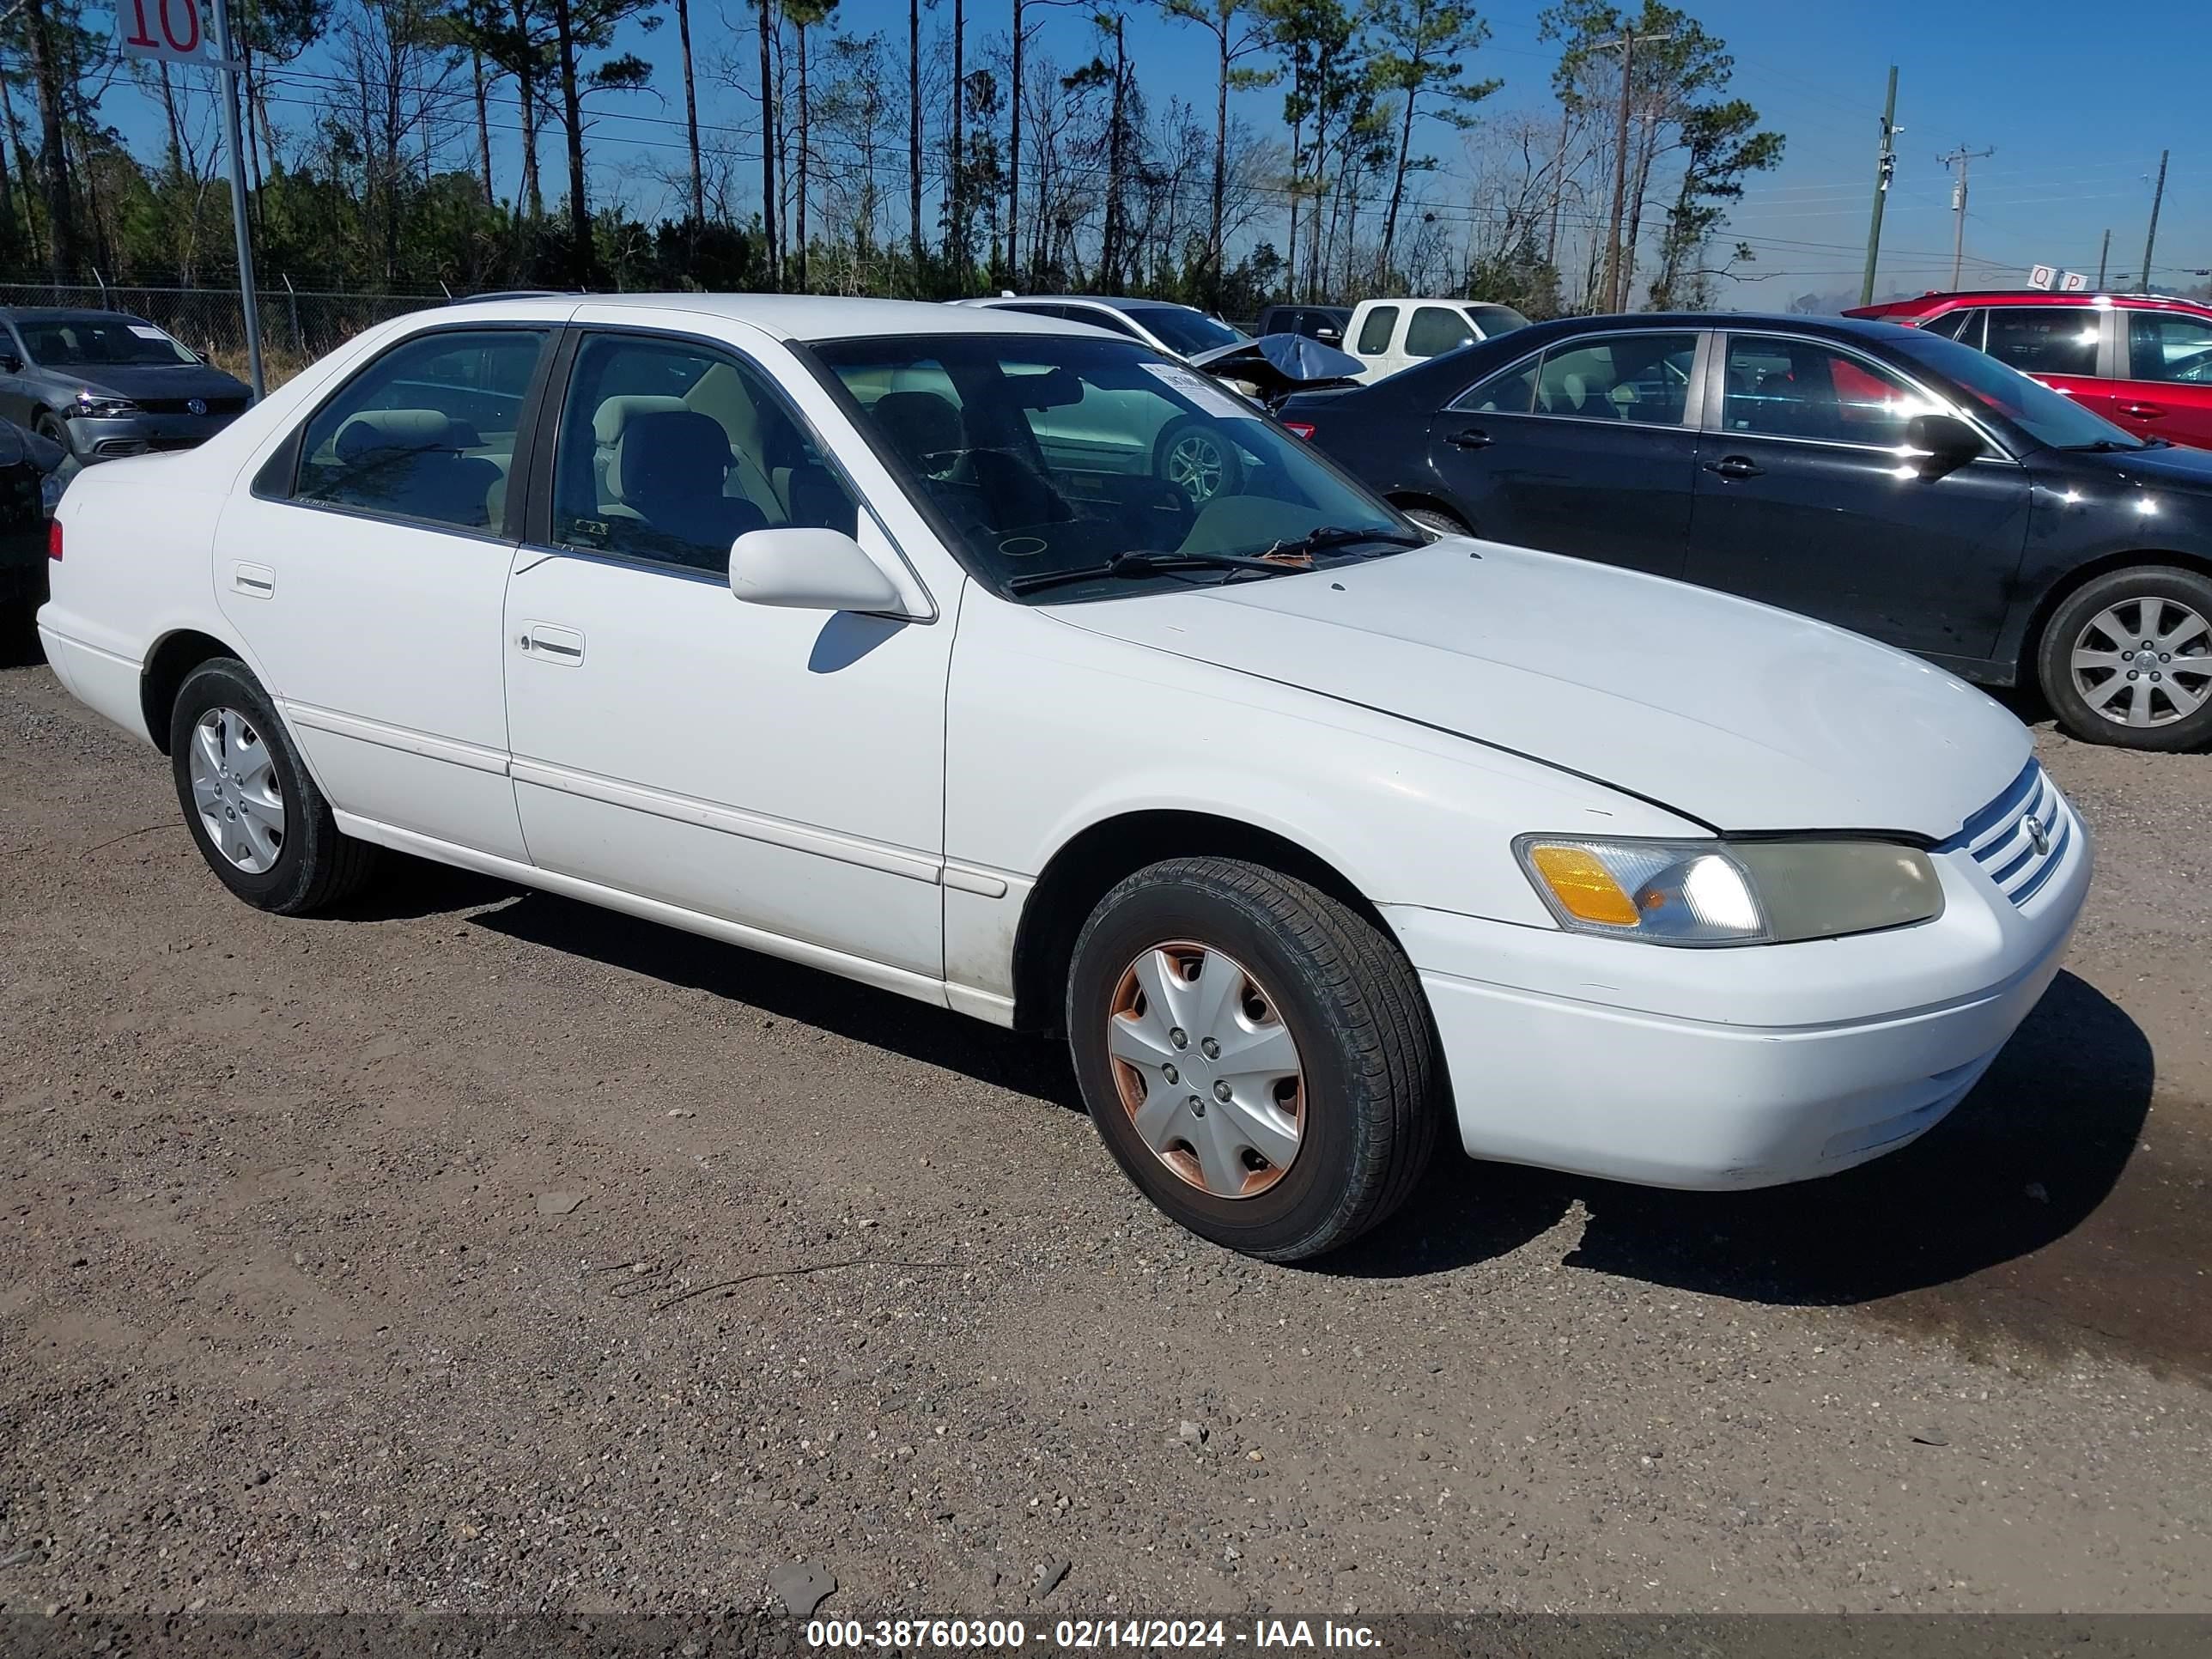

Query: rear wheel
left=168, top=658, right=380, bottom=914
left=1066, top=857, right=1439, bottom=1261
left=2038, top=566, right=2212, bottom=750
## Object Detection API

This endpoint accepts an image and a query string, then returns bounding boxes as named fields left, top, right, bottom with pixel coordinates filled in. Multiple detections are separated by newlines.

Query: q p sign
left=116, top=0, right=211, bottom=64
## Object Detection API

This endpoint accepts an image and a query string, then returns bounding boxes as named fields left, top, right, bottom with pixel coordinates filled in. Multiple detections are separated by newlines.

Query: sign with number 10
left=116, top=0, right=210, bottom=64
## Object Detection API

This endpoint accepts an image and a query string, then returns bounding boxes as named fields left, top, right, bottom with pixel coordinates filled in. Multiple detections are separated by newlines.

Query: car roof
left=958, top=294, right=1200, bottom=316
left=432, top=292, right=1118, bottom=343
left=0, top=307, right=155, bottom=325
left=1853, top=289, right=2212, bottom=317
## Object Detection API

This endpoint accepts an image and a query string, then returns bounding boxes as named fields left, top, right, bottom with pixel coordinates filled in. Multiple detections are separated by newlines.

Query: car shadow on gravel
left=1338, top=971, right=2186, bottom=1370
left=468, top=891, right=1091, bottom=1110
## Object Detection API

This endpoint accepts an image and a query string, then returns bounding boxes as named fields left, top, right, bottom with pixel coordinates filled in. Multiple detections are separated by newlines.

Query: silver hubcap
left=188, top=706, right=285, bottom=873
left=1108, top=941, right=1305, bottom=1199
left=1164, top=432, right=1227, bottom=503
left=2070, top=598, right=2212, bottom=729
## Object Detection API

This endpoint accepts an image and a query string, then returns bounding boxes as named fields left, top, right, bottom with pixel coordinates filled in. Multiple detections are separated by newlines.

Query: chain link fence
left=0, top=283, right=450, bottom=385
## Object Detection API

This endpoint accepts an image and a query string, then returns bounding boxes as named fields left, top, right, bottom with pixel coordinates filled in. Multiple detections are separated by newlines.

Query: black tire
left=1152, top=416, right=1244, bottom=506
left=2037, top=565, right=2212, bottom=751
left=1066, top=857, right=1439, bottom=1262
left=33, top=411, right=71, bottom=460
left=167, top=657, right=380, bottom=914
left=1401, top=504, right=1470, bottom=536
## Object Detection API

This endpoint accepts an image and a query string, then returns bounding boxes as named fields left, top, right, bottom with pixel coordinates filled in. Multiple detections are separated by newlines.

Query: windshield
left=1136, top=307, right=1248, bottom=359
left=812, top=334, right=1416, bottom=604
left=1893, top=327, right=2145, bottom=451
left=18, top=316, right=199, bottom=368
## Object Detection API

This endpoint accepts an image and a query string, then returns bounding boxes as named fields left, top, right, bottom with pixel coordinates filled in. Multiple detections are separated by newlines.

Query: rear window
left=1355, top=306, right=1399, bottom=356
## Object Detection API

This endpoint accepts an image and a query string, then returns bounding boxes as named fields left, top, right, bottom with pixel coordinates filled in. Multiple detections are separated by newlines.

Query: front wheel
left=1066, top=858, right=1439, bottom=1261
left=2037, top=566, right=2212, bottom=750
left=168, top=657, right=381, bottom=914
left=1152, top=416, right=1243, bottom=507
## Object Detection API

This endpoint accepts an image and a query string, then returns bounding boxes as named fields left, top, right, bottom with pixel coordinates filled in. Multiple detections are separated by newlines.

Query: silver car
left=0, top=308, right=253, bottom=463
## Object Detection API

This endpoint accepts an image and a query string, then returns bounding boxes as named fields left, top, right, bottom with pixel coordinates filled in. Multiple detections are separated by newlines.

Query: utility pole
left=2096, top=228, right=2111, bottom=289
left=1938, top=144, right=1993, bottom=289
left=1858, top=65, right=1899, bottom=307
left=1595, top=26, right=1672, bottom=313
left=2140, top=149, right=2168, bottom=294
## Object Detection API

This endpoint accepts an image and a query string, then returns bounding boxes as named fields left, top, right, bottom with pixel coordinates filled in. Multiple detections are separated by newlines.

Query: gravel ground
left=1, top=659, right=2208, bottom=1619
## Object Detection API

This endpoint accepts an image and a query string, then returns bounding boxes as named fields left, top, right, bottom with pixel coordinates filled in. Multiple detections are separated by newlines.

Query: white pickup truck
left=1345, top=298, right=1531, bottom=380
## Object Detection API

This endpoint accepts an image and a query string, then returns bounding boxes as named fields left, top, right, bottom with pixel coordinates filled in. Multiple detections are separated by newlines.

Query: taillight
left=47, top=520, right=62, bottom=560
left=1281, top=421, right=1316, bottom=441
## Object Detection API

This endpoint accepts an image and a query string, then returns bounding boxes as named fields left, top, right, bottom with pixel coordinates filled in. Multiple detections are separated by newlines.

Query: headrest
left=335, top=409, right=479, bottom=462
left=611, top=409, right=732, bottom=505
left=592, top=394, right=690, bottom=447
left=868, top=391, right=963, bottom=470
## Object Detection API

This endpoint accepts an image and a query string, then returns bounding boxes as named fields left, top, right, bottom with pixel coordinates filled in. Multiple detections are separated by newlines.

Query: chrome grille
left=1946, top=761, right=2074, bottom=907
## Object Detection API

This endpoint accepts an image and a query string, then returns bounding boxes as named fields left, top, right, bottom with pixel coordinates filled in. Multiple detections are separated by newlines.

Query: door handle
left=1704, top=455, right=1764, bottom=481
left=1444, top=427, right=1492, bottom=450
left=2117, top=402, right=2166, bottom=419
left=231, top=562, right=276, bottom=598
left=519, top=622, right=585, bottom=664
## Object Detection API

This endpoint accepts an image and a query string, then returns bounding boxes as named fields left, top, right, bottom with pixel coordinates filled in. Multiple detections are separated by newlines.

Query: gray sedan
left=0, top=308, right=252, bottom=463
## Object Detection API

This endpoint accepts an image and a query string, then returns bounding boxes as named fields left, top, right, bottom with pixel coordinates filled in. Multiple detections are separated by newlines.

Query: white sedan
left=37, top=295, right=2091, bottom=1261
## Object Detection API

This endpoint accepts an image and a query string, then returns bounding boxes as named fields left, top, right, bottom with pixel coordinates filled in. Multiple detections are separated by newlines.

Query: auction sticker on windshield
left=1139, top=362, right=1257, bottom=419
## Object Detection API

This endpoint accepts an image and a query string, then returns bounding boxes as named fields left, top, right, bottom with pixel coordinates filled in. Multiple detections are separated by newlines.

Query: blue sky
left=106, top=0, right=2208, bottom=302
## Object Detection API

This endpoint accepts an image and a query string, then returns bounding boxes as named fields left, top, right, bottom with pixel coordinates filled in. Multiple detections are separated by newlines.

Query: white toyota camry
left=37, top=295, right=2091, bottom=1261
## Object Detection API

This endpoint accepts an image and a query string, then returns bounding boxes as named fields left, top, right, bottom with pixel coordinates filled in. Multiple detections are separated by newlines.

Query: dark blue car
left=1281, top=313, right=2212, bottom=750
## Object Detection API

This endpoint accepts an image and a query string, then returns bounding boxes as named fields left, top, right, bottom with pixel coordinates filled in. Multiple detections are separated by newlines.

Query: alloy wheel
left=1164, top=431, right=1227, bottom=503
left=2069, top=597, right=2211, bottom=729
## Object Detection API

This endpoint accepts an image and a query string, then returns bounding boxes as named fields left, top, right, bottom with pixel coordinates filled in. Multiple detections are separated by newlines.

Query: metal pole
left=1937, top=145, right=1991, bottom=289
left=210, top=0, right=265, bottom=398
left=2140, top=149, right=2168, bottom=295
left=1857, top=66, right=1898, bottom=308
left=2095, top=228, right=2111, bottom=289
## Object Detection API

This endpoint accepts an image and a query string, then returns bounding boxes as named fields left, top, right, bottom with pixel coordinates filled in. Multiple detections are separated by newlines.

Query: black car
left=1255, top=304, right=1352, bottom=346
left=1280, top=312, right=2212, bottom=750
left=0, top=308, right=253, bottom=463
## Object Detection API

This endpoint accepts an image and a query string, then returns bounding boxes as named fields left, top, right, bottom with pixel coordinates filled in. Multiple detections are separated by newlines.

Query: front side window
left=550, top=333, right=858, bottom=576
left=1534, top=334, right=1697, bottom=424
left=20, top=314, right=198, bottom=368
left=2126, top=313, right=2212, bottom=383
left=1355, top=306, right=1399, bottom=356
left=1984, top=307, right=2100, bottom=378
left=1405, top=306, right=1475, bottom=360
left=1721, top=336, right=1936, bottom=447
left=814, top=334, right=1414, bottom=604
left=293, top=328, right=547, bottom=531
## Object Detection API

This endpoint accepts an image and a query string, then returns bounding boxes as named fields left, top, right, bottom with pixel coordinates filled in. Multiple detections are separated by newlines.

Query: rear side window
left=1984, top=307, right=2100, bottom=377
left=1355, top=306, right=1399, bottom=356
left=1405, top=306, right=1475, bottom=360
left=1451, top=361, right=1537, bottom=415
left=1534, top=334, right=1698, bottom=424
left=293, top=328, right=547, bottom=532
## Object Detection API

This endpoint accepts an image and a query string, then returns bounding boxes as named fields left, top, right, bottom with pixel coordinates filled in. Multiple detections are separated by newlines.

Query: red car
left=1844, top=289, right=2212, bottom=451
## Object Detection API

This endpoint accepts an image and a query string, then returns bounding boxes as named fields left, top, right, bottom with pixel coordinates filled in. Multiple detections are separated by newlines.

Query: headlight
left=1513, top=835, right=1943, bottom=946
left=72, top=392, right=140, bottom=418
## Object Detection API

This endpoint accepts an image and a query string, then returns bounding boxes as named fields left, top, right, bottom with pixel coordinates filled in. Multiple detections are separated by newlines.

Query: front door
left=1429, top=329, right=1704, bottom=578
left=501, top=325, right=953, bottom=980
left=214, top=325, right=552, bottom=860
left=2110, top=309, right=2212, bottom=450
left=1684, top=331, right=2030, bottom=662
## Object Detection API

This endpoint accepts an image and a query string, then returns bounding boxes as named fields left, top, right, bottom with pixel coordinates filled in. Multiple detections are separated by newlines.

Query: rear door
left=1429, top=329, right=1703, bottom=578
left=1684, top=331, right=2029, bottom=661
left=2109, top=310, right=2212, bottom=449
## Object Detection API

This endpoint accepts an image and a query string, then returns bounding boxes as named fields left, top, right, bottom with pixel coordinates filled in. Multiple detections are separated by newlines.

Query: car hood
left=35, top=362, right=249, bottom=402
left=1051, top=538, right=2030, bottom=840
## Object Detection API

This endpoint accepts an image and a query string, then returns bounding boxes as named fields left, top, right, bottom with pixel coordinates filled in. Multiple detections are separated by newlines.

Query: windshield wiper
left=2057, top=437, right=2149, bottom=453
left=1007, top=549, right=1316, bottom=596
left=1255, top=523, right=1429, bottom=562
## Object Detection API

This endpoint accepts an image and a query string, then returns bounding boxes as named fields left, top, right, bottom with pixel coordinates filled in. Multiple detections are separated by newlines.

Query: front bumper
left=1384, top=811, right=2093, bottom=1190
left=60, top=410, right=239, bottom=461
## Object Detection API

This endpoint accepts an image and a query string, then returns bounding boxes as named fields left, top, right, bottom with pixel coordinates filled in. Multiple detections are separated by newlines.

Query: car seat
left=606, top=409, right=766, bottom=568
left=331, top=409, right=501, bottom=527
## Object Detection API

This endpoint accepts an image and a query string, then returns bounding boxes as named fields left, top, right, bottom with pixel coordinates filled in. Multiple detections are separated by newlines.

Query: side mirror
left=1905, top=412, right=1983, bottom=476
left=730, top=526, right=908, bottom=615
